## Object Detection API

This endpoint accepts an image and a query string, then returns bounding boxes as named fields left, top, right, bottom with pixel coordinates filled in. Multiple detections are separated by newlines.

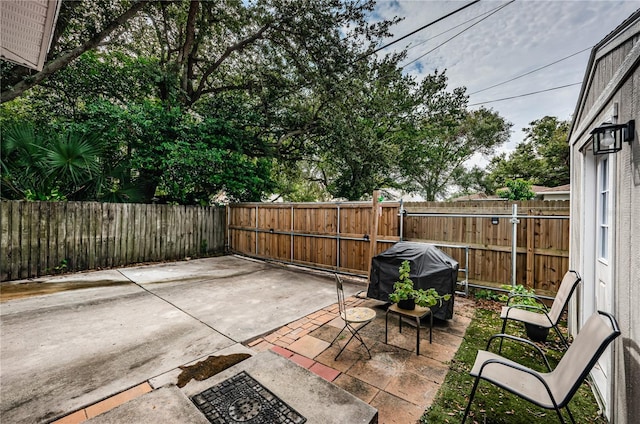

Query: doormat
left=191, top=371, right=306, bottom=424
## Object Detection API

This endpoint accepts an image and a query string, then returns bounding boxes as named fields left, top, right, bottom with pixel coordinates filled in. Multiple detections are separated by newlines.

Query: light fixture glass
left=601, top=129, right=615, bottom=147
left=591, top=120, right=634, bottom=155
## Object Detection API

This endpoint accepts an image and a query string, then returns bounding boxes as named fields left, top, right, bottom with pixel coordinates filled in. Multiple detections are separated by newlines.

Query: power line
left=469, top=46, right=593, bottom=95
left=405, top=2, right=510, bottom=53
left=403, top=0, right=515, bottom=67
left=468, top=82, right=582, bottom=106
left=358, top=0, right=481, bottom=61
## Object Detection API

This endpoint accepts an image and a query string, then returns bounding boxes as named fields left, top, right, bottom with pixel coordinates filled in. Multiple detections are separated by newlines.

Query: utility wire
left=403, top=0, right=515, bottom=67
left=469, top=46, right=593, bottom=94
left=468, top=82, right=582, bottom=106
left=358, top=0, right=481, bottom=61
left=405, top=2, right=510, bottom=53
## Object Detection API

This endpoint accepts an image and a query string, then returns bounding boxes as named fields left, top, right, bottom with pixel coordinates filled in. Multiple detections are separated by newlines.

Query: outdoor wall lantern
left=591, top=120, right=635, bottom=155
left=491, top=217, right=499, bottom=225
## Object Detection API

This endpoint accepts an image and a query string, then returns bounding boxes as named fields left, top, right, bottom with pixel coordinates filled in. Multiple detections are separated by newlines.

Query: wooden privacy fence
left=1, top=201, right=226, bottom=281
left=228, top=199, right=400, bottom=276
left=402, top=201, right=570, bottom=295
left=228, top=199, right=570, bottom=296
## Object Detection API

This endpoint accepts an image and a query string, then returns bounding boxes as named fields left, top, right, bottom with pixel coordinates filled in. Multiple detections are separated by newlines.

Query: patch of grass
left=421, top=305, right=606, bottom=424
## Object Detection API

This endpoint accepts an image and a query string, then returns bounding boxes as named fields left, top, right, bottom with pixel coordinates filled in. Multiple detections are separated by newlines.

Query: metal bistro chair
left=462, top=310, right=620, bottom=424
left=330, top=274, right=377, bottom=360
left=500, top=270, right=581, bottom=349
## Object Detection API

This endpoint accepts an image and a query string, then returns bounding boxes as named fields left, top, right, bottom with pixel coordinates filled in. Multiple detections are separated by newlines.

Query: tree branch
left=1, top=0, right=150, bottom=103
left=191, top=22, right=272, bottom=104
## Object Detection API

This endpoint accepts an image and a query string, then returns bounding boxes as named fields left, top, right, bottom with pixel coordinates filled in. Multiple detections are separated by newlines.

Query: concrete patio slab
left=0, top=281, right=234, bottom=423
left=85, top=386, right=211, bottom=424
left=0, top=256, right=364, bottom=423
left=120, top=256, right=351, bottom=342
left=179, top=350, right=378, bottom=424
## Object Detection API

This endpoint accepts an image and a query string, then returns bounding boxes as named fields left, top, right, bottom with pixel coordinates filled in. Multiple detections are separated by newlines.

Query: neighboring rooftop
left=452, top=184, right=570, bottom=202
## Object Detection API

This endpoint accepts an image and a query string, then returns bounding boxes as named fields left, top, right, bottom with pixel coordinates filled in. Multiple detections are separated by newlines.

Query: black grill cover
left=367, top=242, right=458, bottom=320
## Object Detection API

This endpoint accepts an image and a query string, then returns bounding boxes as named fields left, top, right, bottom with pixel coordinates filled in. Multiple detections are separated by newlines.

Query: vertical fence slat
left=1, top=201, right=11, bottom=281
left=3, top=202, right=274, bottom=279
left=3, top=199, right=565, bottom=294
left=16, top=202, right=25, bottom=278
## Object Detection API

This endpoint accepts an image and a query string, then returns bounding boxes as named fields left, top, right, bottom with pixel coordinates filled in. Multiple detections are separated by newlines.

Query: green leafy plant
left=497, top=178, right=536, bottom=200
left=388, top=260, right=451, bottom=307
left=53, top=259, right=68, bottom=274
left=474, top=288, right=500, bottom=301
left=499, top=284, right=544, bottom=308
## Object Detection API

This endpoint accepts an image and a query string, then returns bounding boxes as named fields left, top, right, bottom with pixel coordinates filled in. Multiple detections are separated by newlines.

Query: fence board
left=1, top=201, right=226, bottom=281
left=228, top=200, right=569, bottom=295
left=229, top=202, right=400, bottom=275
left=401, top=200, right=570, bottom=294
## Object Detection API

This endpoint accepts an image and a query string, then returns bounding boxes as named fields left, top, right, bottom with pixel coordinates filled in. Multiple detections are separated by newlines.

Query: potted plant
left=388, top=260, right=451, bottom=310
left=500, top=284, right=549, bottom=342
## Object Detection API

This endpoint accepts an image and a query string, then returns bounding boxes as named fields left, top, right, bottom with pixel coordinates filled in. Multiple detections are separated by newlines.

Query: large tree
left=486, top=116, right=570, bottom=189
left=398, top=72, right=512, bottom=201
left=2, top=1, right=514, bottom=204
left=1, top=0, right=151, bottom=103
left=2, top=0, right=401, bottom=203
left=311, top=54, right=418, bottom=200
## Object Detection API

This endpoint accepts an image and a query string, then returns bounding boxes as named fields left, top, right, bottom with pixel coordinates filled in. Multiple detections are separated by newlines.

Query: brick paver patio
left=246, top=294, right=475, bottom=424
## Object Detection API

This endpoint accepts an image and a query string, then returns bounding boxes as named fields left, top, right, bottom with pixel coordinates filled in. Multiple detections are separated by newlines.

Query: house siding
left=613, top=68, right=640, bottom=424
left=569, top=12, right=640, bottom=424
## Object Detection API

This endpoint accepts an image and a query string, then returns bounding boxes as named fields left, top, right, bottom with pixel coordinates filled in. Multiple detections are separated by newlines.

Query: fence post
left=526, top=214, right=535, bottom=288
left=399, top=199, right=404, bottom=241
left=368, top=190, right=380, bottom=281
left=510, top=203, right=519, bottom=287
left=255, top=204, right=258, bottom=256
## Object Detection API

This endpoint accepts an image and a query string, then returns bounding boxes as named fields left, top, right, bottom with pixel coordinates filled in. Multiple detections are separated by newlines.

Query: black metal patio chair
left=462, top=310, right=620, bottom=424
left=500, top=270, right=581, bottom=349
left=330, top=274, right=377, bottom=360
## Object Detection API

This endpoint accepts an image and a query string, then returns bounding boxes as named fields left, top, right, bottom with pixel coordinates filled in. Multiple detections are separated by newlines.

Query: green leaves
left=1, top=122, right=104, bottom=200
left=486, top=116, right=570, bottom=190
left=389, top=260, right=450, bottom=308
left=497, top=179, right=536, bottom=201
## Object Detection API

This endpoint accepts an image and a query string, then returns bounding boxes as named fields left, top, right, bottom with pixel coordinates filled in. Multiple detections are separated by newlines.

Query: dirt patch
left=177, top=353, right=252, bottom=388
left=0, top=280, right=131, bottom=302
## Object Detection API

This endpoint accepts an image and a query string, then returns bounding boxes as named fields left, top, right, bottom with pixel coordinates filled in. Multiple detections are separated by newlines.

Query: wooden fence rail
left=1, top=201, right=226, bottom=281
left=229, top=200, right=570, bottom=295
left=401, top=201, right=570, bottom=295
left=2, top=199, right=570, bottom=295
left=228, top=201, right=400, bottom=276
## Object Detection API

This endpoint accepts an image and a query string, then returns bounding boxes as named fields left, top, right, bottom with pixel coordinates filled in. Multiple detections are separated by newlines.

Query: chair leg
left=330, top=325, right=347, bottom=347
left=349, top=324, right=372, bottom=359
left=553, top=324, right=570, bottom=349
left=498, top=318, right=508, bottom=353
left=554, top=406, right=567, bottom=424
left=461, top=376, right=481, bottom=424
left=564, top=404, right=576, bottom=424
left=334, top=322, right=372, bottom=360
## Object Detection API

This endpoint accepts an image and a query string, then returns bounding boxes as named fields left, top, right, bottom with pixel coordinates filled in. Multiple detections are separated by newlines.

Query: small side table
left=385, top=304, right=433, bottom=355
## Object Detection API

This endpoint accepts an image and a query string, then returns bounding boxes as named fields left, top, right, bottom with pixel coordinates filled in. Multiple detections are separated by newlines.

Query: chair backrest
left=335, top=274, right=346, bottom=317
left=548, top=270, right=582, bottom=323
left=548, top=311, right=620, bottom=407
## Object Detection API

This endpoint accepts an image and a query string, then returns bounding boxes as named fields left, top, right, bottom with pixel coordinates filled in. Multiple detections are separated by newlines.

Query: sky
left=371, top=0, right=639, bottom=166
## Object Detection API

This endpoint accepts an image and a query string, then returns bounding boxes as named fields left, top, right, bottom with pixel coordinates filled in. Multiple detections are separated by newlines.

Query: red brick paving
left=249, top=295, right=474, bottom=424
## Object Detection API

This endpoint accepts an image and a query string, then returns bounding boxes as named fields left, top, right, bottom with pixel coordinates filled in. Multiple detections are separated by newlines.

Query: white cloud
left=373, top=0, right=640, bottom=159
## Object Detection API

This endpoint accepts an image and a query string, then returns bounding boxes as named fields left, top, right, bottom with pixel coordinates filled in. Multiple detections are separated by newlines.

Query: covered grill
left=367, top=242, right=458, bottom=320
